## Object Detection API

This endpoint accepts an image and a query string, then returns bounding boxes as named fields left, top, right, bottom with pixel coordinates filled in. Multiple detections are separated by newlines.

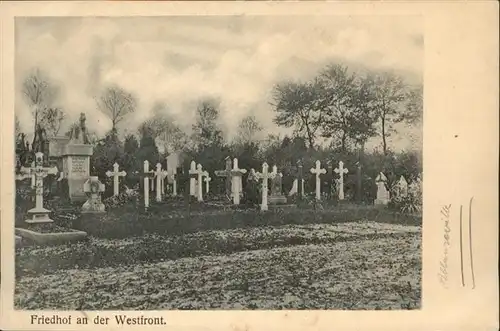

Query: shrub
left=388, top=178, right=422, bottom=215
left=73, top=205, right=421, bottom=239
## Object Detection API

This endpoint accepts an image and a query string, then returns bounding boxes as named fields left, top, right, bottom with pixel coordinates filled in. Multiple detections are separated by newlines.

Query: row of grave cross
left=15, top=152, right=419, bottom=216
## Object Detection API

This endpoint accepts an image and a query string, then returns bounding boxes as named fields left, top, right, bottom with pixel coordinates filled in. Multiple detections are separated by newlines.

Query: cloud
left=15, top=16, right=423, bottom=150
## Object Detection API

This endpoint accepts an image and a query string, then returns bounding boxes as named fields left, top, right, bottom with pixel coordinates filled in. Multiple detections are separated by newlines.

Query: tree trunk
left=341, top=132, right=347, bottom=153
left=381, top=116, right=387, bottom=155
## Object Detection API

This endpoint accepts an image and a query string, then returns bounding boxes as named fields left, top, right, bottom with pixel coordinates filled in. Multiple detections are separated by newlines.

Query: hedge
left=72, top=204, right=421, bottom=239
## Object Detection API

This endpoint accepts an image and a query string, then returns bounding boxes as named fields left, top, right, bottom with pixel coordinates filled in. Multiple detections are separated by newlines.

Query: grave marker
left=19, top=152, right=58, bottom=224
left=395, top=176, right=409, bottom=198
left=60, top=114, right=94, bottom=202
left=255, top=162, right=269, bottom=211
left=203, top=171, right=211, bottom=194
left=230, top=158, right=247, bottom=205
left=334, top=161, right=349, bottom=200
left=153, top=163, right=164, bottom=202
left=310, top=160, right=326, bottom=200
left=106, top=162, right=127, bottom=196
left=188, top=161, right=198, bottom=197
left=143, top=161, right=155, bottom=209
left=82, top=176, right=106, bottom=213
left=269, top=165, right=287, bottom=204
left=160, top=169, right=168, bottom=195
left=215, top=157, right=232, bottom=198
left=171, top=170, right=177, bottom=196
left=374, top=172, right=390, bottom=205
left=196, top=163, right=205, bottom=202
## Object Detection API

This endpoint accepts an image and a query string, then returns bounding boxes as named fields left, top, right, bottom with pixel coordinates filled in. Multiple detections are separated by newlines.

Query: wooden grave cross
left=214, top=156, right=233, bottom=200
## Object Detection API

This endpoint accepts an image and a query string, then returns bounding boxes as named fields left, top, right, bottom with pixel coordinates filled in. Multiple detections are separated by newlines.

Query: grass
left=15, top=220, right=421, bottom=310
left=71, top=201, right=421, bottom=239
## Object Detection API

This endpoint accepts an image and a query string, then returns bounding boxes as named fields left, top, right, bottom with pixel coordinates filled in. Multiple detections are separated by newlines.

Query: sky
left=15, top=15, right=423, bottom=151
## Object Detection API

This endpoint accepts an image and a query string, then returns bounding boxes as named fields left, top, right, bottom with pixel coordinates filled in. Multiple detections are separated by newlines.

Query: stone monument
left=374, top=172, right=390, bottom=205
left=268, top=165, right=287, bottom=205
left=81, top=176, right=106, bottom=214
left=52, top=113, right=93, bottom=202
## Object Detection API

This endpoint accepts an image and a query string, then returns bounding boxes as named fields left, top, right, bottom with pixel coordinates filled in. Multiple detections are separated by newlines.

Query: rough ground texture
left=15, top=221, right=421, bottom=310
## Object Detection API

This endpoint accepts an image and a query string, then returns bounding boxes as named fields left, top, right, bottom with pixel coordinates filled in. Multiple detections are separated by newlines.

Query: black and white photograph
left=12, top=15, right=424, bottom=310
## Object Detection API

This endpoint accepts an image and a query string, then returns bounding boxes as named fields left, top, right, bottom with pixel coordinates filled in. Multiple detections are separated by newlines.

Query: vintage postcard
left=1, top=1, right=498, bottom=330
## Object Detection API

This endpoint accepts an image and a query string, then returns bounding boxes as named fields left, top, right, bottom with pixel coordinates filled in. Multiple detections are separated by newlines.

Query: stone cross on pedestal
left=230, top=158, right=247, bottom=205
left=188, top=161, right=199, bottom=197
left=143, top=161, right=155, bottom=209
left=255, top=162, right=269, bottom=211
left=215, top=157, right=233, bottom=199
left=374, top=172, right=390, bottom=205
left=106, top=162, right=127, bottom=196
left=269, top=165, right=287, bottom=204
left=19, top=152, right=58, bottom=223
left=153, top=163, right=164, bottom=202
left=82, top=176, right=106, bottom=213
left=310, top=160, right=326, bottom=200
left=334, top=161, right=349, bottom=200
left=203, top=171, right=211, bottom=194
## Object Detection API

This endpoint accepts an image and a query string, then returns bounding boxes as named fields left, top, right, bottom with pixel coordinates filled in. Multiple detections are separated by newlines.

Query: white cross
left=310, top=160, right=326, bottom=200
left=143, top=160, right=154, bottom=209
left=196, top=163, right=205, bottom=202
left=334, top=161, right=349, bottom=200
left=106, top=162, right=127, bottom=196
left=255, top=162, right=269, bottom=211
left=170, top=168, right=177, bottom=196
left=203, top=171, right=211, bottom=194
left=188, top=160, right=198, bottom=197
left=230, top=158, right=247, bottom=205
left=19, top=152, right=58, bottom=223
left=153, top=163, right=164, bottom=202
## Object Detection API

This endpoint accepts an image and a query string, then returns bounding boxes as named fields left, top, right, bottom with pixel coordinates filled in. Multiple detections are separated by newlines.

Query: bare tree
left=191, top=98, right=224, bottom=148
left=21, top=68, right=58, bottom=135
left=97, top=85, right=137, bottom=133
left=236, top=115, right=263, bottom=144
left=38, top=107, right=66, bottom=137
left=140, top=104, right=189, bottom=154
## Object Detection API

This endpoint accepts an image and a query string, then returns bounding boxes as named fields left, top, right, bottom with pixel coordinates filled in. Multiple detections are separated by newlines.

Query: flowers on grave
left=389, top=177, right=422, bottom=215
left=103, top=189, right=140, bottom=209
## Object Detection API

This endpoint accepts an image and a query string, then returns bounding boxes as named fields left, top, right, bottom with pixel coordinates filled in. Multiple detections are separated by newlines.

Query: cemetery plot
left=14, top=15, right=423, bottom=311
left=15, top=221, right=421, bottom=310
